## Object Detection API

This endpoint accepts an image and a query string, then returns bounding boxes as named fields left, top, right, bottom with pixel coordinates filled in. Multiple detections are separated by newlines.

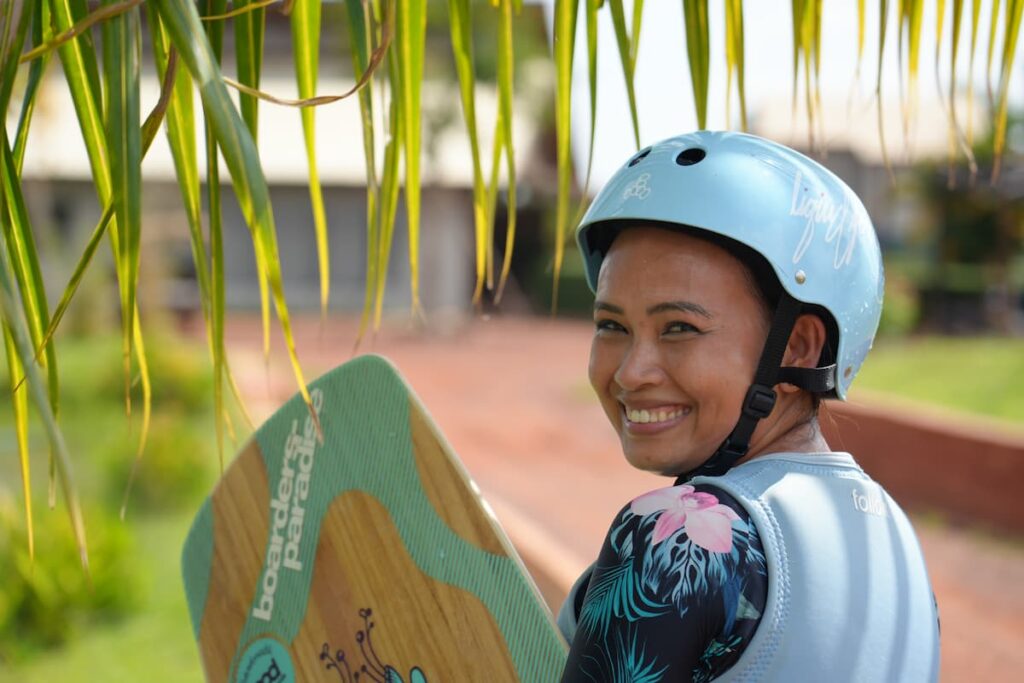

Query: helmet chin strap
left=675, top=292, right=836, bottom=483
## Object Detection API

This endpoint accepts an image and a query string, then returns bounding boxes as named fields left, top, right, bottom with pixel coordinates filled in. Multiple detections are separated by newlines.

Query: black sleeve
left=561, top=483, right=767, bottom=683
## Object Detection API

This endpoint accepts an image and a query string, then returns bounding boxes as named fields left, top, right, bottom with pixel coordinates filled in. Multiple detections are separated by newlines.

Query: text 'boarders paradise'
left=253, top=389, right=324, bottom=622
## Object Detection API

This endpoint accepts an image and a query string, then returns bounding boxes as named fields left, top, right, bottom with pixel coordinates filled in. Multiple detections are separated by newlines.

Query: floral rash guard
left=561, top=484, right=768, bottom=683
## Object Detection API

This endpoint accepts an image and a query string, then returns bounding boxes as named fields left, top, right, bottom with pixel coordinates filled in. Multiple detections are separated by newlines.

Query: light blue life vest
left=559, top=452, right=940, bottom=682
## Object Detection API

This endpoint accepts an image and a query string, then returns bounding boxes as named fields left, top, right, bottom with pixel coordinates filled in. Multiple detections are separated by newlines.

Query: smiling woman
left=558, top=131, right=941, bottom=682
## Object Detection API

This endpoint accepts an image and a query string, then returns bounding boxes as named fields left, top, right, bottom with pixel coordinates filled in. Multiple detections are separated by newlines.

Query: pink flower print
left=630, top=485, right=741, bottom=553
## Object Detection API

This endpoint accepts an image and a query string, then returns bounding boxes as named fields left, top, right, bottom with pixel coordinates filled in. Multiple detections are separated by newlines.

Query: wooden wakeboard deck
left=182, top=354, right=568, bottom=682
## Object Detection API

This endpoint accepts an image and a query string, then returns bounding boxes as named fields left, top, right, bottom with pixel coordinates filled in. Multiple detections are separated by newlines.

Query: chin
left=622, top=448, right=687, bottom=478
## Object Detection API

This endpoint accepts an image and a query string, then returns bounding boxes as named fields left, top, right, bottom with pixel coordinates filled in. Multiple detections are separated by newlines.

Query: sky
left=537, top=0, right=1024, bottom=186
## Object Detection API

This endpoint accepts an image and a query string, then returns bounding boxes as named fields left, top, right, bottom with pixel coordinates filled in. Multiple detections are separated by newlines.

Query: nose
left=614, top=338, right=665, bottom=392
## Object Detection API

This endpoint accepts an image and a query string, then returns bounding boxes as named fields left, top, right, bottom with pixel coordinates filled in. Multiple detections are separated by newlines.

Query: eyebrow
left=593, top=300, right=713, bottom=318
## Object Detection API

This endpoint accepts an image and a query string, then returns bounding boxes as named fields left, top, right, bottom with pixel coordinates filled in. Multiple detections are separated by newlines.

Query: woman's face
left=589, top=227, right=771, bottom=476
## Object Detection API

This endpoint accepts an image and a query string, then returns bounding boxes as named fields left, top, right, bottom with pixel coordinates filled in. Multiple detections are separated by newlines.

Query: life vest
left=692, top=452, right=940, bottom=682
left=558, top=452, right=940, bottom=681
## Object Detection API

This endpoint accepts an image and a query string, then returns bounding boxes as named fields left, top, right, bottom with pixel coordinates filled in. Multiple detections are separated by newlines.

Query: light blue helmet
left=576, top=130, right=884, bottom=401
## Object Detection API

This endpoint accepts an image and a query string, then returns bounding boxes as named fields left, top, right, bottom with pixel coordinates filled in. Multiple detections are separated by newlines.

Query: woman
left=558, top=132, right=940, bottom=682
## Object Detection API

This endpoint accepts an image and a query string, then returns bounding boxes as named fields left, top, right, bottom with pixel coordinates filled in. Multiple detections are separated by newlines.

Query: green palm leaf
left=724, top=0, right=747, bottom=130
left=448, top=0, right=490, bottom=304
left=899, top=0, right=925, bottom=147
left=0, top=132, right=88, bottom=574
left=395, top=0, right=427, bottom=317
left=552, top=0, right=578, bottom=313
left=291, top=0, right=330, bottom=317
left=877, top=0, right=896, bottom=181
left=578, top=0, right=600, bottom=202
left=346, top=0, right=381, bottom=344
left=494, top=0, right=517, bottom=302
left=234, top=0, right=265, bottom=136
left=152, top=0, right=318, bottom=422
left=986, top=0, right=1002, bottom=108
left=683, top=0, right=710, bottom=130
left=49, top=0, right=110, bottom=201
left=101, top=1, right=143, bottom=419
left=13, top=0, right=53, bottom=172
left=375, top=51, right=403, bottom=329
left=609, top=0, right=643, bottom=148
left=992, top=0, right=1024, bottom=181
left=2, top=324, right=33, bottom=561
left=966, top=0, right=984, bottom=145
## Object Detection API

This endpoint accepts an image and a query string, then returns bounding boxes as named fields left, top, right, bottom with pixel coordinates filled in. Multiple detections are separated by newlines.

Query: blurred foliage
left=0, top=499, right=140, bottom=662
left=895, top=115, right=1024, bottom=333
left=99, top=412, right=213, bottom=515
left=877, top=264, right=922, bottom=336
left=0, top=330, right=218, bottom=659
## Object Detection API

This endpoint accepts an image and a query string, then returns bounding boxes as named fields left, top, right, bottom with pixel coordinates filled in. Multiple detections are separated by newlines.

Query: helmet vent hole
left=676, top=148, right=706, bottom=166
left=628, top=147, right=652, bottom=166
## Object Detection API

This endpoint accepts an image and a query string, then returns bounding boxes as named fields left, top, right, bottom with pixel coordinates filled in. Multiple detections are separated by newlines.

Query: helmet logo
left=622, top=173, right=652, bottom=201
left=788, top=170, right=859, bottom=269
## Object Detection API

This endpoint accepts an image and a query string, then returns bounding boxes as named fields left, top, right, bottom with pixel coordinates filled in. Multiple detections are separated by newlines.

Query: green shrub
left=0, top=498, right=141, bottom=662
left=55, top=332, right=212, bottom=416
left=878, top=271, right=921, bottom=336
left=99, top=412, right=216, bottom=515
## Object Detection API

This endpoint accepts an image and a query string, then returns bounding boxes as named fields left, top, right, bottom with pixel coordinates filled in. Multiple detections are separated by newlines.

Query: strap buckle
left=741, top=383, right=777, bottom=419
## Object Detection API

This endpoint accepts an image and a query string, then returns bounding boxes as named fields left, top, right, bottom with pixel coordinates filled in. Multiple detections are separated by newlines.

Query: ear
left=777, top=313, right=827, bottom=394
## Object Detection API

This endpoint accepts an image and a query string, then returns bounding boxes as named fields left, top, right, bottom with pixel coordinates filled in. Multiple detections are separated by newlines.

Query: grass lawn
left=852, top=336, right=1024, bottom=424
left=0, top=512, right=205, bottom=683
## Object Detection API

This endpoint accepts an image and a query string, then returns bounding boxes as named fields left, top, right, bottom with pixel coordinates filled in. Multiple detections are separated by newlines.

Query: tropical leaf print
left=578, top=556, right=667, bottom=639
left=579, top=626, right=669, bottom=683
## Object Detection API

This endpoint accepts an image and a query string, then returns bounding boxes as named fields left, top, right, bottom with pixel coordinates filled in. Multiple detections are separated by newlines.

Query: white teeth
left=626, top=407, right=685, bottom=424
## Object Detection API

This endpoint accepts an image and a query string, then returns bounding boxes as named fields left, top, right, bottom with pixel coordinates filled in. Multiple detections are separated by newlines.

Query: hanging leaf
left=234, top=0, right=266, bottom=137
left=153, top=0, right=319, bottom=427
left=2, top=324, right=33, bottom=562
left=447, top=0, right=491, bottom=304
left=48, top=0, right=109, bottom=204
left=20, top=0, right=143, bottom=65
left=608, top=0, right=643, bottom=148
left=986, top=0, right=1003, bottom=109
left=855, top=0, right=866, bottom=79
left=395, top=0, right=427, bottom=317
left=375, top=53, right=403, bottom=329
left=347, top=0, right=382, bottom=345
left=494, top=0, right=518, bottom=302
left=291, top=0, right=330, bottom=318
left=966, top=0, right=984, bottom=145
left=579, top=0, right=600, bottom=201
left=0, top=131, right=88, bottom=574
left=13, top=0, right=53, bottom=171
left=724, top=0, right=747, bottom=130
left=898, top=0, right=925, bottom=150
left=551, top=0, right=579, bottom=313
left=991, top=0, right=1024, bottom=181
left=682, top=0, right=710, bottom=129
left=101, top=0, right=143, bottom=419
left=876, top=0, right=896, bottom=181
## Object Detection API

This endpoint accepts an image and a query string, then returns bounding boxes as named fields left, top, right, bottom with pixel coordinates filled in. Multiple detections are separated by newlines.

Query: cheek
left=588, top=338, right=620, bottom=401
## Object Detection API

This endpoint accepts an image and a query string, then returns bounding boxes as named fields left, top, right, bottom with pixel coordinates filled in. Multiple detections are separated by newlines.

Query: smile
left=621, top=404, right=690, bottom=428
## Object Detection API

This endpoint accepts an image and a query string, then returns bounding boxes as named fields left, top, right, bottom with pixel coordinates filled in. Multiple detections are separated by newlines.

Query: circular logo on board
left=236, top=637, right=294, bottom=683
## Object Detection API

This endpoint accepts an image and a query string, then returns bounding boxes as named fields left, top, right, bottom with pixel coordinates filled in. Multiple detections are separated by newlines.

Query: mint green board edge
left=182, top=354, right=567, bottom=682
left=182, top=496, right=213, bottom=640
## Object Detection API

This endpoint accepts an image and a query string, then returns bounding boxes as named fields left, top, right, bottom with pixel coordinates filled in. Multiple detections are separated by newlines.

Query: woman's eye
left=594, top=319, right=625, bottom=334
left=664, top=321, right=700, bottom=335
